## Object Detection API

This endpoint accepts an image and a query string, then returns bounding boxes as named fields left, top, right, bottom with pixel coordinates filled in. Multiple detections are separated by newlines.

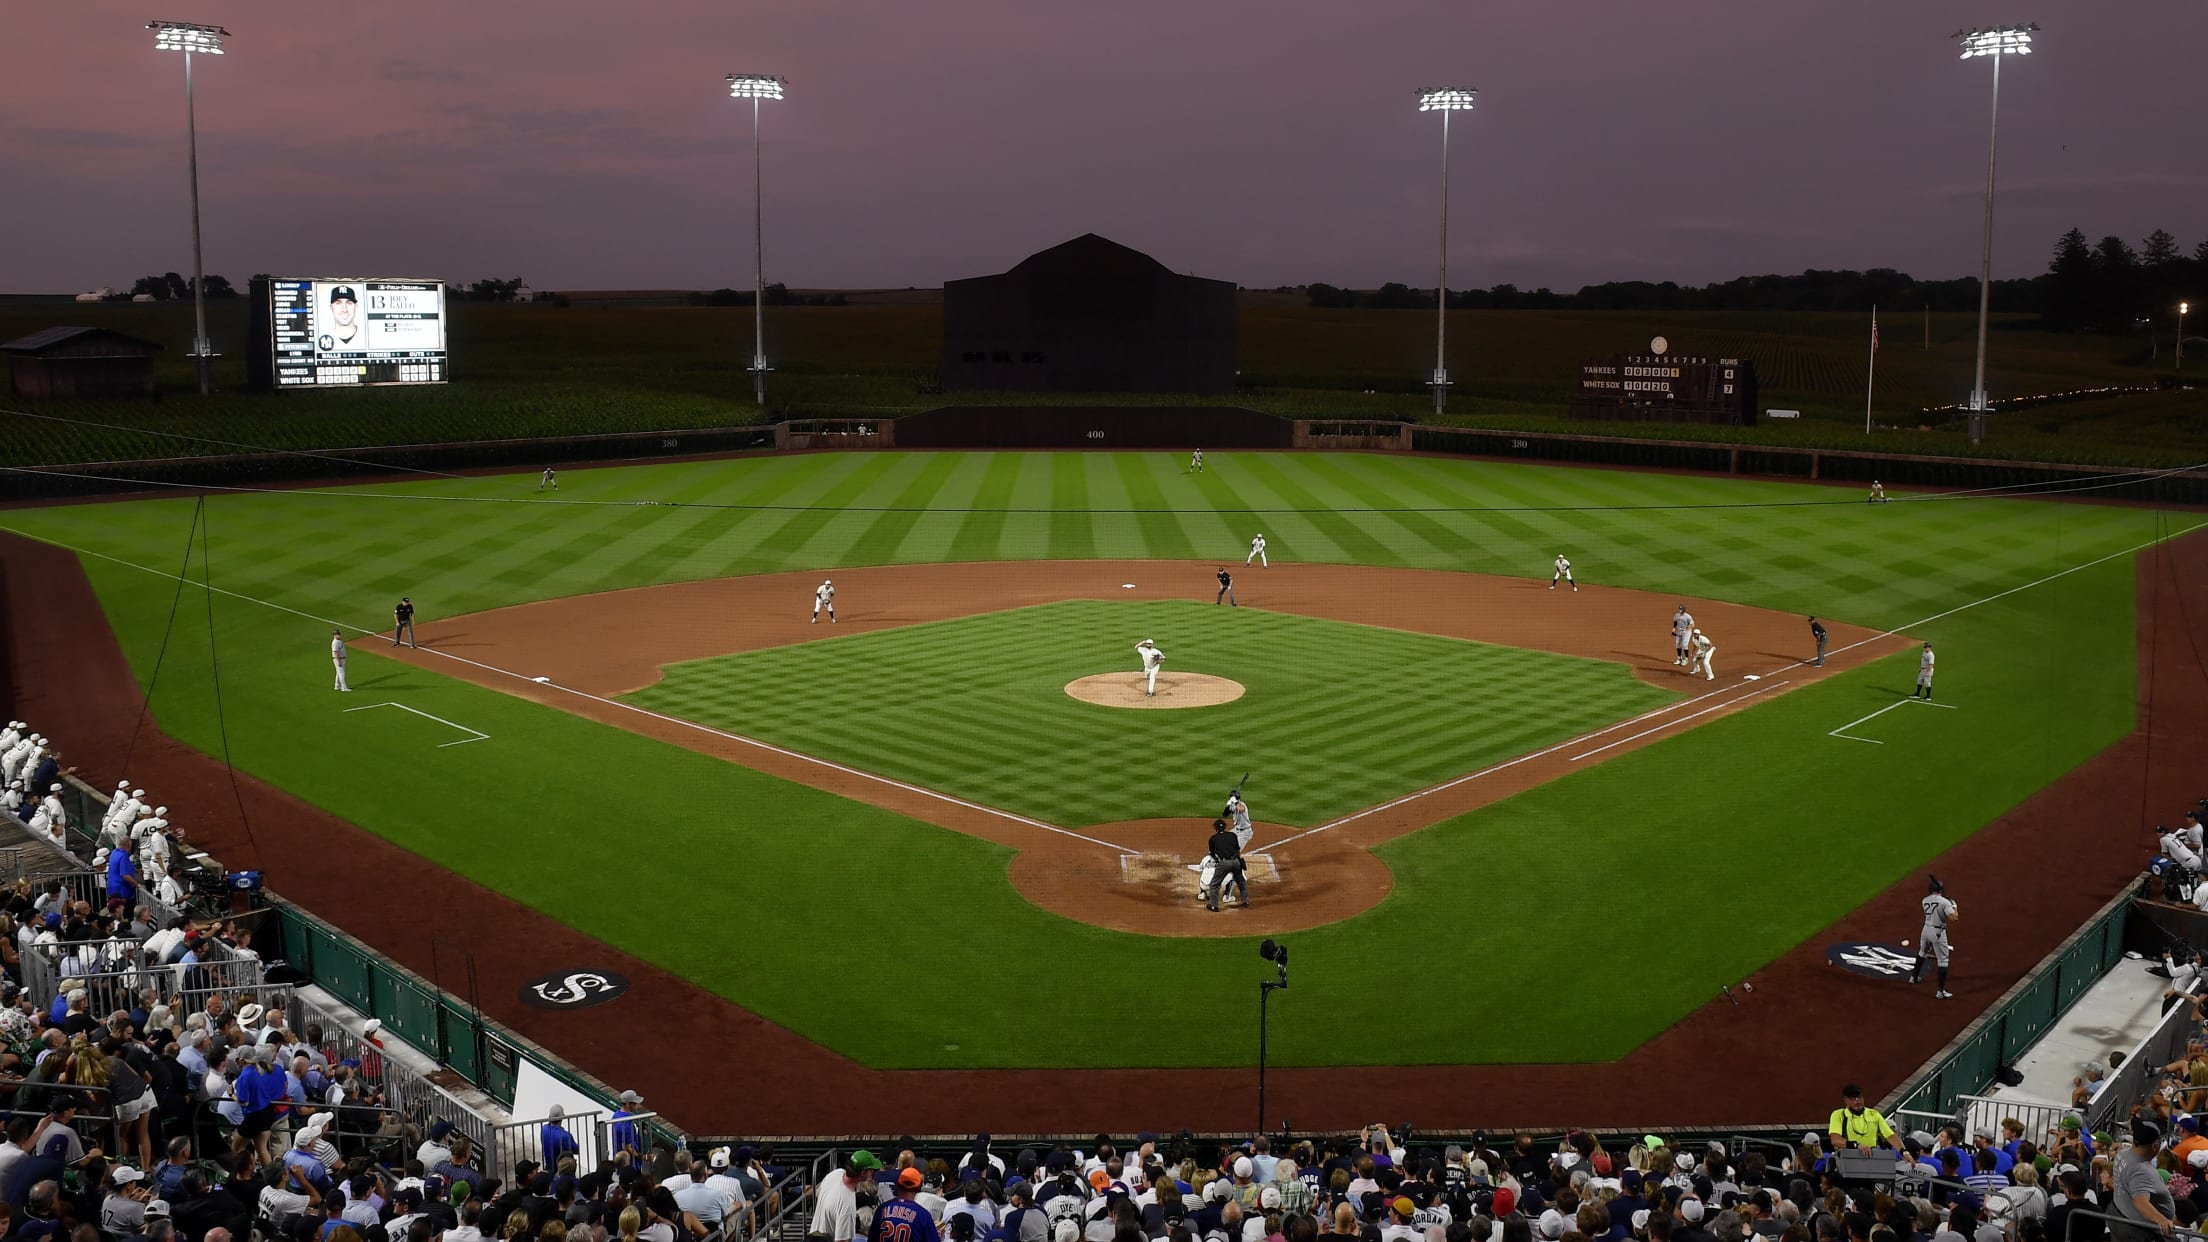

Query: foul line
left=1261, top=515, right=2208, bottom=851
left=39, top=541, right=1133, bottom=856
left=1829, top=696, right=1959, bottom=745
left=26, top=512, right=2207, bottom=861
left=1568, top=679, right=1789, bottom=762
left=341, top=700, right=489, bottom=747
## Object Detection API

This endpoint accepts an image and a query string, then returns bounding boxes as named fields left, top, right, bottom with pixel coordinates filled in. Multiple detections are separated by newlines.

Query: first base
left=532, top=676, right=551, bottom=684
left=1743, top=674, right=1761, bottom=681
left=1122, top=583, right=1136, bottom=589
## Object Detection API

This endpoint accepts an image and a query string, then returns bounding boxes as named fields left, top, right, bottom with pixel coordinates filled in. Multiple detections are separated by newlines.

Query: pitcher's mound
left=1066, top=673, right=1245, bottom=709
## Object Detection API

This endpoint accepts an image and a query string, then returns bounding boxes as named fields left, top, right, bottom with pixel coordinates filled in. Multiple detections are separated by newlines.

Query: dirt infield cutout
left=1065, top=672, right=1246, bottom=708
left=388, top=560, right=1908, bottom=938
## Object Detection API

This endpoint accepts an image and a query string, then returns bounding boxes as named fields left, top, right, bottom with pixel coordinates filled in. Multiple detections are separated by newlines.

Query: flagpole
left=1865, top=305, right=1878, bottom=434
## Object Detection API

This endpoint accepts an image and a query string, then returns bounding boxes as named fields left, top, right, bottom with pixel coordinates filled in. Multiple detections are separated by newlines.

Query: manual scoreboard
left=1569, top=349, right=1758, bottom=426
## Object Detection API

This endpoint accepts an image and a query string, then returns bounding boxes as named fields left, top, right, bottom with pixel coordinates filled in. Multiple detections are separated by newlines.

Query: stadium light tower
left=1953, top=23, right=2037, bottom=443
left=727, top=73, right=786, bottom=407
left=150, top=20, right=229, bottom=396
left=1417, top=88, right=1476, bottom=415
left=2181, top=301, right=2190, bottom=370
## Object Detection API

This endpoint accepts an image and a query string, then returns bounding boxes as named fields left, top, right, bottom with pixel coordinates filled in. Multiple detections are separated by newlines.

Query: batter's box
left=1118, top=851, right=1280, bottom=900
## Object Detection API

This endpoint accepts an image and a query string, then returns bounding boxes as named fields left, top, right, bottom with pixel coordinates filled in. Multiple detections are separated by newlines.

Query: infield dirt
left=377, top=560, right=1901, bottom=936
left=7, top=535, right=2206, bottom=1134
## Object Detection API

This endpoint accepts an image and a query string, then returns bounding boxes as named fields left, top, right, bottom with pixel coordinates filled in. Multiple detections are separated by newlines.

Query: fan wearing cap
left=874, top=1167, right=943, bottom=1242
left=611, top=1089, right=646, bottom=1156
left=1827, top=1084, right=1899, bottom=1153
left=1379, top=1197, right=1422, bottom=1242
left=811, top=1150, right=883, bottom=1242
left=102, top=1164, right=155, bottom=1234
left=540, top=1104, right=581, bottom=1168
left=2115, top=1121, right=2179, bottom=1236
left=320, top=285, right=367, bottom=352
left=704, top=1148, right=751, bottom=1225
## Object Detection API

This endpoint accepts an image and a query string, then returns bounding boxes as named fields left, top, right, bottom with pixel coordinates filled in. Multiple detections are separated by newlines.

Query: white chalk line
left=1569, top=679, right=1790, bottom=761
left=1829, top=696, right=1958, bottom=744
left=341, top=700, right=489, bottom=747
left=34, top=512, right=2206, bottom=860
left=1260, top=516, right=2208, bottom=851
left=42, top=541, right=1134, bottom=856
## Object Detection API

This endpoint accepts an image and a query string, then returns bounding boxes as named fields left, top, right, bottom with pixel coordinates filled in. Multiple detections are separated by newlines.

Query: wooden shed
left=2, top=326, right=165, bottom=400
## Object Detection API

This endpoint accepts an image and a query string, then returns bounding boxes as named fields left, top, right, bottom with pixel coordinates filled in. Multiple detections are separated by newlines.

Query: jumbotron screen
left=267, top=278, right=447, bottom=387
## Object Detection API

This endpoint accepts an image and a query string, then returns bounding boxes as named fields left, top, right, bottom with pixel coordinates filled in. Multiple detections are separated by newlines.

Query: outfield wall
left=1411, top=426, right=2208, bottom=506
left=893, top=405, right=1295, bottom=448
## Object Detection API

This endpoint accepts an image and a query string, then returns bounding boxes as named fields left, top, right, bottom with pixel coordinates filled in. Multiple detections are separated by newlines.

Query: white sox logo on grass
left=1826, top=942, right=1917, bottom=981
left=521, top=969, right=629, bottom=1010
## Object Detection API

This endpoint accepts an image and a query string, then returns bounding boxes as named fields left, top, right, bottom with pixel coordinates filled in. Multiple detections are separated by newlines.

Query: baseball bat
left=1232, top=771, right=1250, bottom=798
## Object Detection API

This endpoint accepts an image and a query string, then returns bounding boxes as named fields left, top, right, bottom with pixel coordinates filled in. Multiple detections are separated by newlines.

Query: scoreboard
left=262, top=278, right=448, bottom=388
left=1569, top=350, right=1758, bottom=426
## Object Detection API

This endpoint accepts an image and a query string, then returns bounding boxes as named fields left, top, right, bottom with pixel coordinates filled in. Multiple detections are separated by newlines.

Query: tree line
left=1297, top=227, right=2206, bottom=328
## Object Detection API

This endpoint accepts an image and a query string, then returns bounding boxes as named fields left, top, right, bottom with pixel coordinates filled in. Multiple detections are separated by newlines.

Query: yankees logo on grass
left=520, top=969, right=630, bottom=1010
left=1825, top=942, right=1919, bottom=980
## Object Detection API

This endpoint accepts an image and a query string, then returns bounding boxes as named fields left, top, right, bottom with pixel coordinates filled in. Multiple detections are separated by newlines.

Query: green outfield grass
left=0, top=450, right=2184, bottom=1068
left=3, top=298, right=2197, bottom=468
left=627, top=599, right=1681, bottom=828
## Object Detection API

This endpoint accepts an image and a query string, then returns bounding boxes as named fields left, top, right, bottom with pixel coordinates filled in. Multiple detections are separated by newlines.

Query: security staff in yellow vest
left=1828, top=1082, right=1899, bottom=1151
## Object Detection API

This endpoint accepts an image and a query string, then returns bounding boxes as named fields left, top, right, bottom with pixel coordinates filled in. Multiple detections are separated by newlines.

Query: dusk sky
left=7, top=1, right=2204, bottom=294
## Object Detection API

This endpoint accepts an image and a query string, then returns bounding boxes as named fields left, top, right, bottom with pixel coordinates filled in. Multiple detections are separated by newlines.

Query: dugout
left=942, top=234, right=1238, bottom=395
left=2, top=326, right=163, bottom=400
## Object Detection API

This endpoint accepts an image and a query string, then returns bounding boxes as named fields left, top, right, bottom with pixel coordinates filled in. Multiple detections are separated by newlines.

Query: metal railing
left=726, top=1149, right=834, bottom=1242
left=288, top=991, right=496, bottom=1169
left=489, top=1110, right=609, bottom=1179
left=2061, top=1206, right=2208, bottom=1242
left=1951, top=1095, right=2077, bottom=1156
left=2085, top=995, right=2203, bottom=1133
left=1889, top=889, right=2133, bottom=1118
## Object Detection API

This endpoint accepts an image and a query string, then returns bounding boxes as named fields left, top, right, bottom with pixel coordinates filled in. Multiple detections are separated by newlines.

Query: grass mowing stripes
left=0, top=451, right=2177, bottom=1069
left=624, top=599, right=1683, bottom=828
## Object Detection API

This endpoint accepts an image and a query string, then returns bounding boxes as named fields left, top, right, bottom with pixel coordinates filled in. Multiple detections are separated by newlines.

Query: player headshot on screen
left=318, top=285, right=366, bottom=352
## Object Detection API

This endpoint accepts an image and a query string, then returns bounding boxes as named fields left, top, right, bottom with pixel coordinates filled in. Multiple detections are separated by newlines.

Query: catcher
left=1203, top=817, right=1249, bottom=911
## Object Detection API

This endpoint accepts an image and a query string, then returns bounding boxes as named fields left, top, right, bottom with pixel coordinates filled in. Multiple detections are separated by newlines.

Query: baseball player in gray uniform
left=1909, top=875, right=1959, bottom=998
left=1672, top=606, right=1695, bottom=667
left=1914, top=642, right=1935, bottom=699
left=331, top=630, right=351, bottom=692
left=1225, top=792, right=1253, bottom=849
left=1135, top=639, right=1165, bottom=697
left=812, top=579, right=836, bottom=624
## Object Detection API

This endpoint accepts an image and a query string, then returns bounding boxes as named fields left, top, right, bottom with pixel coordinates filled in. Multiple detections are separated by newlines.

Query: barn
left=942, top=234, right=1237, bottom=395
left=2, top=327, right=164, bottom=400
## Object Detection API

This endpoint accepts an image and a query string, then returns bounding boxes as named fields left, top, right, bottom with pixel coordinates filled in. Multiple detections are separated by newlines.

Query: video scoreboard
left=264, top=278, right=448, bottom=388
left=1569, top=342, right=1758, bottom=426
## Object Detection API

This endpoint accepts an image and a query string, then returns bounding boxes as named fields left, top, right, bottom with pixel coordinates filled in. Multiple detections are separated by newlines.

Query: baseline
left=1830, top=697, right=1959, bottom=745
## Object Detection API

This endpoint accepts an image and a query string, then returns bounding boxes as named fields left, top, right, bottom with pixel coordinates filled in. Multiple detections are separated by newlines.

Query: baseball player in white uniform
left=1246, top=534, right=1267, bottom=567
left=1190, top=448, right=1204, bottom=473
left=540, top=467, right=558, bottom=492
left=331, top=630, right=351, bottom=692
left=1913, top=642, right=1935, bottom=699
left=1135, top=639, right=1165, bottom=697
left=1671, top=606, right=1695, bottom=667
left=1550, top=554, right=1576, bottom=592
left=812, top=579, right=836, bottom=624
left=1689, top=628, right=1716, bottom=681
left=1909, top=875, right=1959, bottom=998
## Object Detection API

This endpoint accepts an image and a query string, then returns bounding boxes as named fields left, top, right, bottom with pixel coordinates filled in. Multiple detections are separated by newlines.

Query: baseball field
left=0, top=447, right=2196, bottom=1130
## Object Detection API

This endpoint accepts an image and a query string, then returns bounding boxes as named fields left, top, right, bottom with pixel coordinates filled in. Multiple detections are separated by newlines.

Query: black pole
left=1258, top=981, right=1271, bottom=1134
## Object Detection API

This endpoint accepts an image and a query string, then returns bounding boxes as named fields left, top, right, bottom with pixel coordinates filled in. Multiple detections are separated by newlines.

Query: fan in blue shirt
left=873, top=1170, right=942, bottom=1242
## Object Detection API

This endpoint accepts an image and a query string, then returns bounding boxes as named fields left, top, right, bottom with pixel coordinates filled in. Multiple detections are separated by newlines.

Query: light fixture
left=148, top=20, right=228, bottom=53
left=1955, top=24, right=2036, bottom=58
left=725, top=73, right=785, bottom=100
left=1415, top=88, right=1477, bottom=112
left=1416, top=88, right=1477, bottom=414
